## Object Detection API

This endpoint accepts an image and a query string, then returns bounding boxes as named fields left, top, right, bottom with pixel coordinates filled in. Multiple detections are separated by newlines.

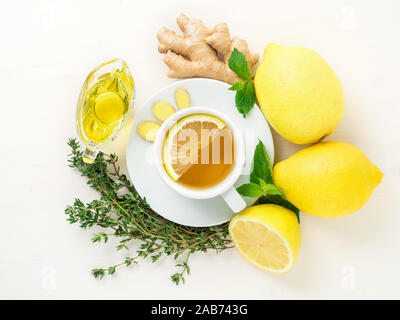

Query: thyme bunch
left=65, top=138, right=232, bottom=284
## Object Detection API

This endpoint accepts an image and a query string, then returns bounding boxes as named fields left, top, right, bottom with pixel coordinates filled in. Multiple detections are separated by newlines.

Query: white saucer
left=126, top=78, right=274, bottom=227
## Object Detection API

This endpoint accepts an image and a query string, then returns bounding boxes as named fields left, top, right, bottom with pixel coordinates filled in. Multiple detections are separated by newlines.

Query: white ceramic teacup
left=153, top=107, right=246, bottom=213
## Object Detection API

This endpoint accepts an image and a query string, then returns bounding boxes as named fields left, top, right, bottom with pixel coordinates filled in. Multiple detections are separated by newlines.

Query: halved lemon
left=229, top=204, right=301, bottom=273
left=163, top=114, right=226, bottom=181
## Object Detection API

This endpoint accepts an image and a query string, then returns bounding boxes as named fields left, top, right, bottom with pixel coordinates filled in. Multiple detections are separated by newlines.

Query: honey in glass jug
left=76, top=58, right=135, bottom=163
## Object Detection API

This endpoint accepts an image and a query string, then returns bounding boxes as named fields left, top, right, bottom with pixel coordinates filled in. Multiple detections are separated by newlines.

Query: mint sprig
left=228, top=48, right=257, bottom=117
left=237, top=140, right=300, bottom=223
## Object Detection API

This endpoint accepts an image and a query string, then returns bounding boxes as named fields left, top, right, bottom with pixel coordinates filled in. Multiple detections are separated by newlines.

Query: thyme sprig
left=65, top=138, right=233, bottom=285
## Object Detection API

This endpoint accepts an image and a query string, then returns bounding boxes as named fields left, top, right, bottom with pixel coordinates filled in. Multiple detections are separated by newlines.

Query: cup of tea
left=153, top=107, right=246, bottom=213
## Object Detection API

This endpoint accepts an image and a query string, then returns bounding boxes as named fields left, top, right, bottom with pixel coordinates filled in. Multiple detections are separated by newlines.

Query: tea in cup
left=154, top=107, right=246, bottom=212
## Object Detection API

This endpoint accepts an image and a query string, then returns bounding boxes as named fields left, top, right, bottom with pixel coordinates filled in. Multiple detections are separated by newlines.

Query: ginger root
left=138, top=87, right=193, bottom=142
left=157, top=14, right=259, bottom=85
left=175, top=87, right=191, bottom=109
left=152, top=101, right=176, bottom=122
left=137, top=121, right=160, bottom=142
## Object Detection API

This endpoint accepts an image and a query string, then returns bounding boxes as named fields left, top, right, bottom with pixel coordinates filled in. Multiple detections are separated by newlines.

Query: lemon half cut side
left=229, top=204, right=301, bottom=274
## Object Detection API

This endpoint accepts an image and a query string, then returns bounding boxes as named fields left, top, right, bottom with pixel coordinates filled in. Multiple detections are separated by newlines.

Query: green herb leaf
left=91, top=269, right=105, bottom=279
left=237, top=183, right=265, bottom=197
left=250, top=140, right=273, bottom=184
left=228, top=81, right=245, bottom=91
left=258, top=195, right=300, bottom=223
left=256, top=178, right=268, bottom=191
left=228, top=48, right=252, bottom=80
left=108, top=266, right=116, bottom=275
left=233, top=80, right=255, bottom=117
left=257, top=179, right=286, bottom=198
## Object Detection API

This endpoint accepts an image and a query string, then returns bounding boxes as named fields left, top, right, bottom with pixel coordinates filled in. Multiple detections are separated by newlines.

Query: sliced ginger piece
left=152, top=101, right=176, bottom=122
left=137, top=121, right=160, bottom=142
left=157, top=13, right=259, bottom=84
left=175, top=87, right=191, bottom=109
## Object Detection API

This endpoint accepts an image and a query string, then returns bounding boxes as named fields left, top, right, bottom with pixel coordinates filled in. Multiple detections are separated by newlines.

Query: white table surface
left=1, top=0, right=399, bottom=299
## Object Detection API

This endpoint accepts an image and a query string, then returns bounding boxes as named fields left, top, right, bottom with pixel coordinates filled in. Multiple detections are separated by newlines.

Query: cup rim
left=153, top=106, right=245, bottom=199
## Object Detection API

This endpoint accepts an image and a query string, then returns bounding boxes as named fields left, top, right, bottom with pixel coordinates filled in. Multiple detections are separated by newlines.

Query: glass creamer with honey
left=76, top=58, right=135, bottom=163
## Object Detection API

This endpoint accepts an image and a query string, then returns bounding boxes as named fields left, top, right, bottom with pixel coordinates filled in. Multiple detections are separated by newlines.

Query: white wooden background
left=0, top=0, right=399, bottom=299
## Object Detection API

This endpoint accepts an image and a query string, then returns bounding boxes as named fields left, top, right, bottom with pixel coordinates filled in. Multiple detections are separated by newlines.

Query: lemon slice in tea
left=163, top=114, right=226, bottom=181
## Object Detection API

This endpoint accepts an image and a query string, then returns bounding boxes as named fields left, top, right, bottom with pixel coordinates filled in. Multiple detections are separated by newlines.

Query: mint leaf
left=256, top=178, right=269, bottom=192
left=257, top=179, right=286, bottom=199
left=229, top=81, right=245, bottom=91
left=228, top=48, right=251, bottom=80
left=258, top=195, right=300, bottom=223
left=237, top=183, right=265, bottom=198
left=264, top=184, right=286, bottom=199
left=250, top=140, right=273, bottom=184
left=234, top=80, right=255, bottom=117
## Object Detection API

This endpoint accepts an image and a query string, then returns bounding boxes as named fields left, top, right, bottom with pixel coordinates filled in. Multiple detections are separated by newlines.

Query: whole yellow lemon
left=254, top=43, right=344, bottom=144
left=273, top=141, right=383, bottom=217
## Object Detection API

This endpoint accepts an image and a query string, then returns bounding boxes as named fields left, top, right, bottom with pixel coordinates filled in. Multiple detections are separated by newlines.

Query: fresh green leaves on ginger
left=65, top=138, right=232, bottom=285
left=237, top=140, right=300, bottom=222
left=228, top=48, right=257, bottom=117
